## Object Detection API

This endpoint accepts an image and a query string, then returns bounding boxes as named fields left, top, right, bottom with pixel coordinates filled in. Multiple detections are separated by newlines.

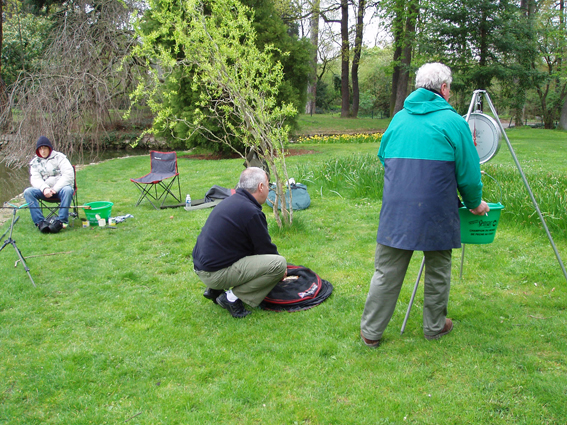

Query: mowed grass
left=294, top=113, right=389, bottom=136
left=1, top=127, right=567, bottom=424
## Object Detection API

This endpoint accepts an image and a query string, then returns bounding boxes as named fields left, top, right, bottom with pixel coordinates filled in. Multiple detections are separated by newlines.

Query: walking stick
left=401, top=256, right=425, bottom=335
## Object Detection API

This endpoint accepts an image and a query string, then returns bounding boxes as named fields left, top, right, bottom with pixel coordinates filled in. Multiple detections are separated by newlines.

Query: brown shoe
left=360, top=331, right=381, bottom=348
left=424, top=318, right=453, bottom=340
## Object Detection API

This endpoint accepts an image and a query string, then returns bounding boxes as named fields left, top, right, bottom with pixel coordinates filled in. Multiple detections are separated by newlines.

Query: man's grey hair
left=415, top=63, right=452, bottom=92
left=239, top=167, right=267, bottom=193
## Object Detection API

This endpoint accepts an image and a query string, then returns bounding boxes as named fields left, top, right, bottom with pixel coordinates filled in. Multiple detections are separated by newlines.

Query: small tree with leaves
left=132, top=0, right=296, bottom=227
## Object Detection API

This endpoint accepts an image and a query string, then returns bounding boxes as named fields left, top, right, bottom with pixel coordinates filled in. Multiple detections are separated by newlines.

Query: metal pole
left=482, top=93, right=567, bottom=283
left=464, top=90, right=482, bottom=121
left=460, top=243, right=466, bottom=280
left=401, top=256, right=425, bottom=335
left=0, top=215, right=19, bottom=241
left=0, top=208, right=36, bottom=287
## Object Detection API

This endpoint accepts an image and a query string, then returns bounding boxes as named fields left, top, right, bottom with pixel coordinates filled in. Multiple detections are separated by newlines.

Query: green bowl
left=84, top=201, right=113, bottom=226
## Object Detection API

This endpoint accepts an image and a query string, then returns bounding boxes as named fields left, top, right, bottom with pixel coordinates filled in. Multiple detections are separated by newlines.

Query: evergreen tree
left=419, top=0, right=519, bottom=95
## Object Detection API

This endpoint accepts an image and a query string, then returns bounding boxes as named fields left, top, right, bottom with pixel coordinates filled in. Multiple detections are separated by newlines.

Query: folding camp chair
left=130, top=151, right=182, bottom=209
left=39, top=165, right=79, bottom=223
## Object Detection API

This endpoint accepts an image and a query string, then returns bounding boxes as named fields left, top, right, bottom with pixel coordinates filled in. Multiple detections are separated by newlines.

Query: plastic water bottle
left=186, top=194, right=191, bottom=208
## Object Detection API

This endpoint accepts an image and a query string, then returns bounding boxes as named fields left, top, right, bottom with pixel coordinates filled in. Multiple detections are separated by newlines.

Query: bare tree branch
left=1, top=0, right=146, bottom=167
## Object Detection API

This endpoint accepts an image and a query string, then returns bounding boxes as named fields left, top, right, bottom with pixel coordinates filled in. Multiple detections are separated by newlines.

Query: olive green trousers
left=361, top=244, right=452, bottom=340
left=195, top=254, right=287, bottom=307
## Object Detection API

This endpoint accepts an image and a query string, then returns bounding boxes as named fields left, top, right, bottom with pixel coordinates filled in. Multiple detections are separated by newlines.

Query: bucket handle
left=481, top=171, right=503, bottom=205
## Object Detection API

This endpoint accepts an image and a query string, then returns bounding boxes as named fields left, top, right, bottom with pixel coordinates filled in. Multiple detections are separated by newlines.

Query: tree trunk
left=340, top=0, right=350, bottom=118
left=513, top=0, right=535, bottom=126
left=392, top=0, right=418, bottom=115
left=393, top=69, right=408, bottom=114
left=389, top=47, right=401, bottom=117
left=476, top=9, right=489, bottom=89
left=351, top=0, right=365, bottom=118
left=543, top=114, right=554, bottom=129
left=305, top=0, right=320, bottom=115
left=536, top=89, right=555, bottom=129
left=389, top=1, right=404, bottom=117
left=513, top=104, right=525, bottom=127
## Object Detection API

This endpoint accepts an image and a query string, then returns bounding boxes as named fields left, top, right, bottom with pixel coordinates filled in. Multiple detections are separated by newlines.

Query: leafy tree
left=497, top=0, right=538, bottom=126
left=419, top=0, right=519, bottom=94
left=140, top=0, right=311, bottom=154
left=380, top=0, right=418, bottom=116
left=132, top=0, right=297, bottom=226
left=249, top=0, right=312, bottom=115
left=1, top=6, right=50, bottom=86
left=22, top=0, right=64, bottom=14
left=315, top=78, right=333, bottom=110
left=530, top=0, right=567, bottom=128
left=358, top=45, right=393, bottom=116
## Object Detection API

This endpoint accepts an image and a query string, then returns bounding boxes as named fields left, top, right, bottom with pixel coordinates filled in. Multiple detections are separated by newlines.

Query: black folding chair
left=131, top=151, right=182, bottom=209
left=39, top=165, right=79, bottom=223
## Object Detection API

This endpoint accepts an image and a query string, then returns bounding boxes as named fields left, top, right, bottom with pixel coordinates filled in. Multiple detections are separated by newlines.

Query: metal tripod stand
left=463, top=90, right=567, bottom=282
left=0, top=205, right=36, bottom=287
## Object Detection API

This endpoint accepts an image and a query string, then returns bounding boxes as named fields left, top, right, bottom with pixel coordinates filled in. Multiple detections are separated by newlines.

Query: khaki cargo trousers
left=195, top=254, right=287, bottom=307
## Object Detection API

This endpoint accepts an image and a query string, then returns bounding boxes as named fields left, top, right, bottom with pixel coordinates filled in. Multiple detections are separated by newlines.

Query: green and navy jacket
left=376, top=88, right=483, bottom=251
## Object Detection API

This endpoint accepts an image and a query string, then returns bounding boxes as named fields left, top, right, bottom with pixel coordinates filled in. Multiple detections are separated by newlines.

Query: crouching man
left=24, top=136, right=74, bottom=234
left=192, top=167, right=287, bottom=318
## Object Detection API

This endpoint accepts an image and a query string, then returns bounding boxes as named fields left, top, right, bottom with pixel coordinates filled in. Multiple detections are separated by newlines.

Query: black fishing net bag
left=259, top=265, right=333, bottom=312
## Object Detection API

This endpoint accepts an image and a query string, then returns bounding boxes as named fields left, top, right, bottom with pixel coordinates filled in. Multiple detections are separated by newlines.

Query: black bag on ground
left=185, top=185, right=235, bottom=211
left=260, top=265, right=333, bottom=312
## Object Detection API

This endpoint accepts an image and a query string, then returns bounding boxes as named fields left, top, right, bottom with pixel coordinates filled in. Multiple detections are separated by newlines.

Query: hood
left=403, top=88, right=456, bottom=116
left=35, top=136, right=53, bottom=158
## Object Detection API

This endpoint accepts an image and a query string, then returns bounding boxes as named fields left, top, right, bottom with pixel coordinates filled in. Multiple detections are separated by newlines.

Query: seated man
left=23, top=136, right=74, bottom=234
left=192, top=167, right=287, bottom=318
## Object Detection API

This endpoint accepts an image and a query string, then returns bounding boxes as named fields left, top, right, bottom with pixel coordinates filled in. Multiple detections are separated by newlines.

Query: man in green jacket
left=360, top=63, right=490, bottom=347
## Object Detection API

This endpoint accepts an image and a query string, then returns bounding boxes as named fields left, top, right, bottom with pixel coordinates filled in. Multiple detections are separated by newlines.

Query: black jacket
left=192, top=188, right=278, bottom=272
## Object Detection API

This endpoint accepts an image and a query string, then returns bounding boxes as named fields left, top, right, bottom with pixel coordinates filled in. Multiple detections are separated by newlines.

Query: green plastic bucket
left=459, top=202, right=505, bottom=244
left=84, top=201, right=113, bottom=226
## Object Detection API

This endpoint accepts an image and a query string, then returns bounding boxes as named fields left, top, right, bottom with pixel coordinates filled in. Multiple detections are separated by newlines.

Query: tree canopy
left=139, top=0, right=312, bottom=153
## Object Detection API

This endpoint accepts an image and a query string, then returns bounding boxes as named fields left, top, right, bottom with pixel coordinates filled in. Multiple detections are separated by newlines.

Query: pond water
left=0, top=149, right=149, bottom=205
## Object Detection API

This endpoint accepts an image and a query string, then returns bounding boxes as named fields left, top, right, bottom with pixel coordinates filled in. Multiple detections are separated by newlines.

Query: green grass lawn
left=1, top=127, right=567, bottom=424
left=294, top=113, right=389, bottom=136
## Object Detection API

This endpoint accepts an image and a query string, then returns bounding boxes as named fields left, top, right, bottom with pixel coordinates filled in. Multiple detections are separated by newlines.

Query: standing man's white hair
left=239, top=167, right=267, bottom=193
left=415, top=63, right=452, bottom=93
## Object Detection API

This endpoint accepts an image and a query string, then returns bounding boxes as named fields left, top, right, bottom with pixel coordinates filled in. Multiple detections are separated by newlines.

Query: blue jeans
left=24, top=186, right=74, bottom=224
